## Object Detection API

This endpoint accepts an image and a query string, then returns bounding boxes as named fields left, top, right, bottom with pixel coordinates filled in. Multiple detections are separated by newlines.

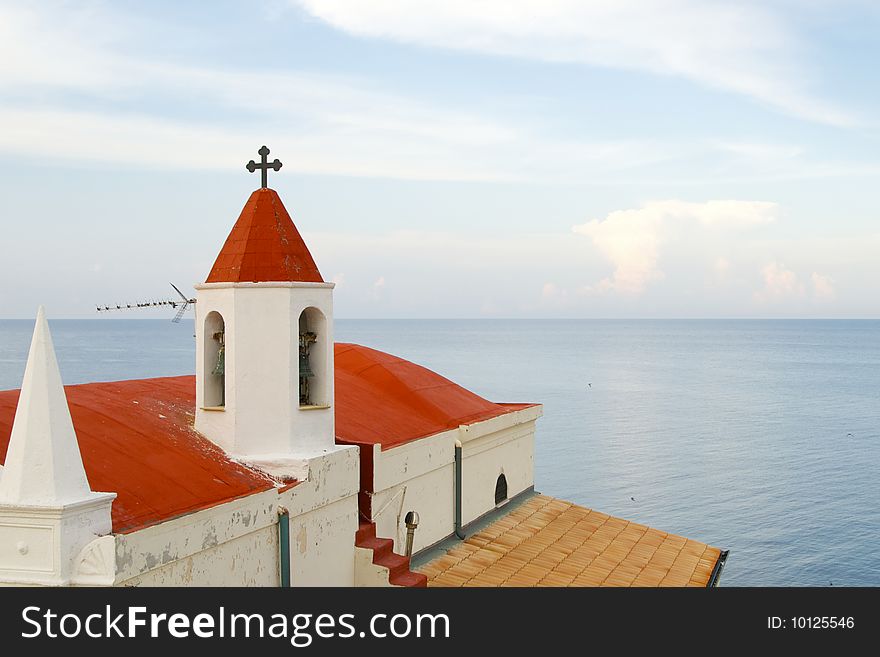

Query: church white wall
left=371, top=433, right=455, bottom=554
left=460, top=424, right=535, bottom=526
left=194, top=281, right=336, bottom=460
left=115, top=445, right=361, bottom=587
left=280, top=446, right=359, bottom=586
left=369, top=406, right=542, bottom=555
left=115, top=489, right=280, bottom=586
left=121, top=495, right=357, bottom=587
left=120, top=526, right=278, bottom=587
left=232, top=287, right=297, bottom=455
left=287, top=496, right=357, bottom=587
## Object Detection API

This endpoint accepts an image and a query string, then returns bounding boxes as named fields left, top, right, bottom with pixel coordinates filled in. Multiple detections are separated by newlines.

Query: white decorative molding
left=72, top=535, right=117, bottom=586
left=0, top=523, right=54, bottom=574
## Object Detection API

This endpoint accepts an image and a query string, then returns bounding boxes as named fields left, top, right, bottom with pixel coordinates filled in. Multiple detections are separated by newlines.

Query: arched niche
left=203, top=311, right=226, bottom=408
left=495, top=473, right=508, bottom=506
left=298, top=307, right=329, bottom=408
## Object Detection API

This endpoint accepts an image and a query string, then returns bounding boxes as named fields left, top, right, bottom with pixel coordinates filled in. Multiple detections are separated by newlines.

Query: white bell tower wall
left=194, top=281, right=336, bottom=462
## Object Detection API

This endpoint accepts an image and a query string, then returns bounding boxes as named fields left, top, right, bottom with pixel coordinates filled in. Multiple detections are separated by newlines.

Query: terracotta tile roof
left=206, top=188, right=324, bottom=283
left=416, top=495, right=723, bottom=587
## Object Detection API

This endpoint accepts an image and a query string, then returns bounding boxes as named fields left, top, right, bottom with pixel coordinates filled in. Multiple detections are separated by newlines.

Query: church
left=0, top=148, right=727, bottom=587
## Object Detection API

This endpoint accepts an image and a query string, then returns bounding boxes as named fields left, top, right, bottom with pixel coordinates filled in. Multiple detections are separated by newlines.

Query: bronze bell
left=212, top=347, right=225, bottom=376
left=299, top=352, right=314, bottom=378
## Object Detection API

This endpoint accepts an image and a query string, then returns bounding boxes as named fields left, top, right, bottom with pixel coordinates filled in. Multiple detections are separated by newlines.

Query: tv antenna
left=96, top=283, right=196, bottom=323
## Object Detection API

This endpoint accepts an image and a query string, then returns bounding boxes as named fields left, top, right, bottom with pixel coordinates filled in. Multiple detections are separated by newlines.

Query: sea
left=1, top=318, right=878, bottom=587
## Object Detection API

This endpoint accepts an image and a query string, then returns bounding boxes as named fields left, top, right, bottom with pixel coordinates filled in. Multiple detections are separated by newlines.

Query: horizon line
left=2, top=316, right=879, bottom=322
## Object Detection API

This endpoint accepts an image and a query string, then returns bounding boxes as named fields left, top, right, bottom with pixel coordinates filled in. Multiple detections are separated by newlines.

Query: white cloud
left=754, top=265, right=836, bottom=304
left=364, top=275, right=385, bottom=302
left=714, top=257, right=731, bottom=276
left=541, top=282, right=569, bottom=301
left=811, top=272, right=835, bottom=300
left=294, top=0, right=855, bottom=126
left=575, top=211, right=664, bottom=294
left=573, top=200, right=778, bottom=294
left=541, top=283, right=558, bottom=298
left=754, top=262, right=804, bottom=301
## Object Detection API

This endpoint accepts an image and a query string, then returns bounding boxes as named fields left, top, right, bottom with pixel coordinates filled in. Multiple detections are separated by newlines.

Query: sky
left=1, top=0, right=879, bottom=319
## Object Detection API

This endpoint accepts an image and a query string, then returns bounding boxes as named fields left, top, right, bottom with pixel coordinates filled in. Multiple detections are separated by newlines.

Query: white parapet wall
left=280, top=446, right=360, bottom=587
left=371, top=432, right=455, bottom=554
left=459, top=410, right=539, bottom=526
left=370, top=405, right=542, bottom=555
left=112, top=445, right=360, bottom=587
left=114, top=489, right=281, bottom=586
left=119, top=526, right=279, bottom=586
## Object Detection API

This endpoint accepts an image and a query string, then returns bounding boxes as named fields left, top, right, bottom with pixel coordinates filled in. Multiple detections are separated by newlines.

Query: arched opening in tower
left=204, top=311, right=226, bottom=407
left=298, top=307, right=328, bottom=407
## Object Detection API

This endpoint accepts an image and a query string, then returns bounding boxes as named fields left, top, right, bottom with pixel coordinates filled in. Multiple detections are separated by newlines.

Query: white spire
left=0, top=306, right=96, bottom=505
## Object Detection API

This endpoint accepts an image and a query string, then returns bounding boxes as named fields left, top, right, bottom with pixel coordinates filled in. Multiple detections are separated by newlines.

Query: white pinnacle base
left=0, top=307, right=116, bottom=586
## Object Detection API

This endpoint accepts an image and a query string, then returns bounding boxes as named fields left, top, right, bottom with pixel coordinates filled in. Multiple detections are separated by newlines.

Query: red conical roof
left=206, top=188, right=324, bottom=283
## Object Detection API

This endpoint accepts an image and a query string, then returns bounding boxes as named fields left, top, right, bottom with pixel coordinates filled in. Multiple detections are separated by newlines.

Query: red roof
left=0, top=377, right=274, bottom=534
left=335, top=343, right=534, bottom=449
left=206, top=188, right=324, bottom=283
left=334, top=344, right=535, bottom=521
left=0, top=344, right=533, bottom=534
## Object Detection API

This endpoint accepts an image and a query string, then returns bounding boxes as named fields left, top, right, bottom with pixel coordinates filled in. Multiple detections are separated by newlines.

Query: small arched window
left=495, top=473, right=508, bottom=506
left=298, top=307, right=329, bottom=408
left=203, top=311, right=226, bottom=408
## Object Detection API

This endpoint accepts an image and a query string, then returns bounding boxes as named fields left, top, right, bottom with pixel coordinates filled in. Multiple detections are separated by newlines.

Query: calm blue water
left=1, top=318, right=878, bottom=586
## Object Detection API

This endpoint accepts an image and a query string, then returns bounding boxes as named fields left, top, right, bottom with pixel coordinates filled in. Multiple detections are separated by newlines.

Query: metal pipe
left=454, top=440, right=466, bottom=539
left=278, top=506, right=290, bottom=588
left=707, top=549, right=729, bottom=588
left=404, top=511, right=420, bottom=557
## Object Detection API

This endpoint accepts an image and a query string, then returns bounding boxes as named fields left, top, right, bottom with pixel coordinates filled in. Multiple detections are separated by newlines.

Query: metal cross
left=246, top=145, right=282, bottom=188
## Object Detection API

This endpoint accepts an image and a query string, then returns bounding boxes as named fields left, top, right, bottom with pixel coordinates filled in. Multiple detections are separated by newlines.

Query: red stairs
left=356, top=522, right=427, bottom=587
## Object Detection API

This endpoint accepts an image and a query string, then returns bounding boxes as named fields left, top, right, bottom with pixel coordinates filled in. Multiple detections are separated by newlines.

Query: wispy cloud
left=366, top=275, right=386, bottom=301
left=754, top=263, right=838, bottom=304
left=714, top=257, right=731, bottom=277
left=0, top=3, right=874, bottom=185
left=573, top=200, right=778, bottom=294
left=754, top=261, right=804, bottom=302
left=710, top=140, right=806, bottom=161
left=0, top=3, right=674, bottom=182
left=293, top=0, right=856, bottom=126
left=811, top=272, right=835, bottom=300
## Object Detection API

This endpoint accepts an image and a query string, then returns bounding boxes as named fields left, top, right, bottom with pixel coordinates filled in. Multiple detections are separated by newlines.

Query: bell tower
left=194, top=147, right=337, bottom=471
